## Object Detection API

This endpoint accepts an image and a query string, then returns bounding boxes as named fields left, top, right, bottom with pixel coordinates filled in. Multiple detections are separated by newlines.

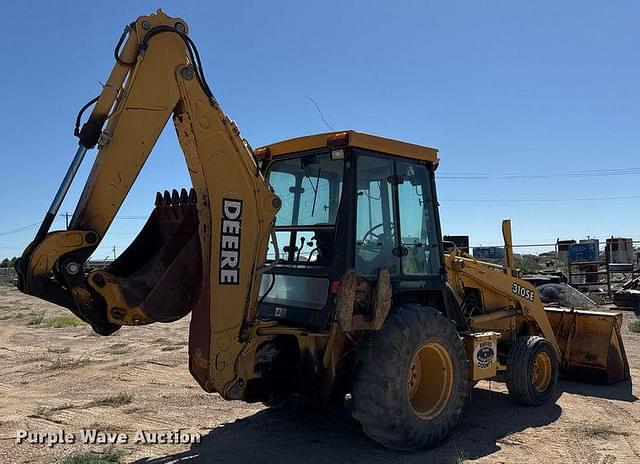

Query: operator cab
left=255, top=131, right=445, bottom=328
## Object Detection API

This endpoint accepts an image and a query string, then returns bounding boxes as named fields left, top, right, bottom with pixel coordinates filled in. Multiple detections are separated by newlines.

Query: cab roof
left=257, top=130, right=439, bottom=165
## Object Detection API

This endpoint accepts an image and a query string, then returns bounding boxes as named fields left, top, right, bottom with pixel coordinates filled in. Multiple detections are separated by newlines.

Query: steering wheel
left=360, top=223, right=395, bottom=251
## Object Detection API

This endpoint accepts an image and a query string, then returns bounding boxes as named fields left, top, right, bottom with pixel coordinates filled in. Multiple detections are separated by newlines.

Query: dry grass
left=47, top=345, right=71, bottom=354
left=26, top=313, right=85, bottom=328
left=122, top=405, right=151, bottom=415
left=40, top=315, right=85, bottom=328
left=30, top=403, right=74, bottom=421
left=155, top=337, right=188, bottom=352
left=0, top=304, right=28, bottom=318
left=454, top=445, right=469, bottom=463
left=154, top=337, right=187, bottom=346
left=26, top=312, right=45, bottom=325
left=30, top=393, right=132, bottom=422
left=25, top=351, right=92, bottom=372
left=628, top=319, right=640, bottom=333
left=59, top=449, right=122, bottom=464
left=85, top=393, right=133, bottom=408
left=47, top=354, right=92, bottom=371
left=108, top=343, right=129, bottom=355
left=161, top=345, right=183, bottom=352
left=573, top=425, right=631, bottom=439
left=0, top=282, right=13, bottom=295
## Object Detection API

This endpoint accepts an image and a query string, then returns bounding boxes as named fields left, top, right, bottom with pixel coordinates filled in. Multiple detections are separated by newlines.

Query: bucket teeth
left=155, top=189, right=199, bottom=207
left=153, top=187, right=197, bottom=221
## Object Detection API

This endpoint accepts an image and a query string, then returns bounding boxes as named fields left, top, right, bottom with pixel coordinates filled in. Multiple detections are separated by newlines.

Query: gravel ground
left=0, top=284, right=638, bottom=463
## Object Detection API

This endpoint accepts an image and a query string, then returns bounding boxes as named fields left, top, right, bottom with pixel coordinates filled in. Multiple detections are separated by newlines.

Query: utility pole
left=61, top=212, right=70, bottom=229
left=112, top=246, right=116, bottom=260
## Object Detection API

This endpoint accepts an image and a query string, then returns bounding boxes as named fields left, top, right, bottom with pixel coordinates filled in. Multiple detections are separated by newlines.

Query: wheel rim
left=407, top=342, right=454, bottom=420
left=532, top=351, right=552, bottom=392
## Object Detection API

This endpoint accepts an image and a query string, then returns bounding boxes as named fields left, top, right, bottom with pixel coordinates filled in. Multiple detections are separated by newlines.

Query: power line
left=441, top=194, right=640, bottom=203
left=0, top=215, right=148, bottom=238
left=0, top=218, right=62, bottom=237
left=438, top=167, right=640, bottom=180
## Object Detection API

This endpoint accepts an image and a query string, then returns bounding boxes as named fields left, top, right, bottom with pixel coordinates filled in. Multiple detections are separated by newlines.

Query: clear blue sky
left=0, top=1, right=638, bottom=259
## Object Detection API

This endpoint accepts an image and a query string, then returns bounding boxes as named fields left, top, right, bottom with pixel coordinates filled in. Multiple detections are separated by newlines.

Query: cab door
left=354, top=151, right=440, bottom=280
left=395, top=160, right=441, bottom=277
left=355, top=153, right=399, bottom=276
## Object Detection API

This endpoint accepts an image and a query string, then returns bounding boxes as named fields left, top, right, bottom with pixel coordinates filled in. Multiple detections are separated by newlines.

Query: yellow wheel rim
left=532, top=351, right=552, bottom=392
left=407, top=342, right=454, bottom=420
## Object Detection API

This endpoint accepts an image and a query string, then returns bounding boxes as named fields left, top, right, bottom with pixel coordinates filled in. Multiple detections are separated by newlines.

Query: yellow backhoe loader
left=16, top=10, right=630, bottom=451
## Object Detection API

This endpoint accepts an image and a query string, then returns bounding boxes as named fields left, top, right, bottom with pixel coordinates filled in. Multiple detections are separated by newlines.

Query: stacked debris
left=613, top=276, right=640, bottom=315
left=522, top=272, right=564, bottom=287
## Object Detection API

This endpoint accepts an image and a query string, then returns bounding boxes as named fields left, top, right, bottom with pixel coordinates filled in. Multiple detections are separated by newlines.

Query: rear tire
left=351, top=304, right=469, bottom=451
left=505, top=336, right=559, bottom=406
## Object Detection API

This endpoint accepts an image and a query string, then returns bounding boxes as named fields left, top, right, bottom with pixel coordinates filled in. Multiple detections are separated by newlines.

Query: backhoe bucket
left=545, top=308, right=630, bottom=384
left=102, top=188, right=202, bottom=323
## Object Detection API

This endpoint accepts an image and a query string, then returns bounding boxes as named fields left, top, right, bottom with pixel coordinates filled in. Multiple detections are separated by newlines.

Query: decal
left=512, top=282, right=535, bottom=302
left=219, top=198, right=242, bottom=285
left=473, top=339, right=496, bottom=369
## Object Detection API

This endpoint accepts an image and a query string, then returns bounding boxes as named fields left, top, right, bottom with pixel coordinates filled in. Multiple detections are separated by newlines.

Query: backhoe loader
left=16, top=10, right=630, bottom=451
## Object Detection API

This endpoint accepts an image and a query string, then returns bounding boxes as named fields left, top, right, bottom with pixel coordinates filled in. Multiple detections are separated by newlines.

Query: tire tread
left=505, top=335, right=559, bottom=406
left=352, top=304, right=468, bottom=450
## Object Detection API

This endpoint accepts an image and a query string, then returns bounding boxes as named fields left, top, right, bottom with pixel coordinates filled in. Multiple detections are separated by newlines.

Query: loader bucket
left=545, top=307, right=630, bottom=384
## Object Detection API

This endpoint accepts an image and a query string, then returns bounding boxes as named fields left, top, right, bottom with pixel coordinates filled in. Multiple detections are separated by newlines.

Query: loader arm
left=445, top=219, right=629, bottom=384
left=15, top=11, right=280, bottom=396
left=445, top=251, right=561, bottom=354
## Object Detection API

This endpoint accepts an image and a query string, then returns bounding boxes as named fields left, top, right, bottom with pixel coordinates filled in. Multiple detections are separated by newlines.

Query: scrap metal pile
left=613, top=276, right=640, bottom=315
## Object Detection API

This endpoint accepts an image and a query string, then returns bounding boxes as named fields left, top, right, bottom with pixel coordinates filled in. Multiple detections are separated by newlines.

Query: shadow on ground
left=134, top=387, right=564, bottom=464
left=133, top=379, right=636, bottom=463
left=560, top=378, right=637, bottom=402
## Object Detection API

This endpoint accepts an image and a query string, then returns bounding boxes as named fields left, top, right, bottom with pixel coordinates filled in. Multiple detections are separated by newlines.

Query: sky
left=0, top=1, right=638, bottom=260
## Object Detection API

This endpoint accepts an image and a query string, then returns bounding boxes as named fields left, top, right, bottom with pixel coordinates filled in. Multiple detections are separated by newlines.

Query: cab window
left=266, top=152, right=343, bottom=264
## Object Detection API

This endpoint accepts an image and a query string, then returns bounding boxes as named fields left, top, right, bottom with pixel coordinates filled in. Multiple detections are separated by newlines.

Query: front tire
left=505, top=336, right=559, bottom=406
left=351, top=304, right=469, bottom=451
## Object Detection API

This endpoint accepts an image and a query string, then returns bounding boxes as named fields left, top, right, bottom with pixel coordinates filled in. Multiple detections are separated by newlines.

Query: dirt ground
left=0, top=283, right=638, bottom=464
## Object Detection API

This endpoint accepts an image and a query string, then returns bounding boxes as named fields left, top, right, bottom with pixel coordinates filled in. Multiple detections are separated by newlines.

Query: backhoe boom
left=16, top=10, right=280, bottom=398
